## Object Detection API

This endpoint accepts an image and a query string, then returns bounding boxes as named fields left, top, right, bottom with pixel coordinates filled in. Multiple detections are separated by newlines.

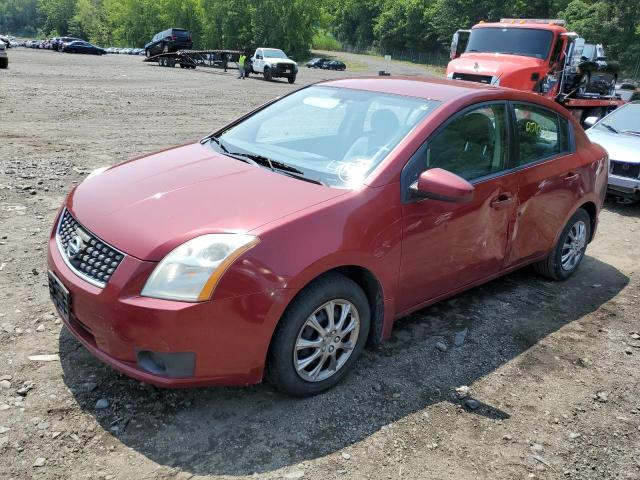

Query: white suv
left=250, top=48, right=298, bottom=84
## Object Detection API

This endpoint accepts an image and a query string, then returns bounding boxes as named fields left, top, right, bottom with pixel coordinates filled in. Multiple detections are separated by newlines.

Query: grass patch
left=312, top=32, right=342, bottom=51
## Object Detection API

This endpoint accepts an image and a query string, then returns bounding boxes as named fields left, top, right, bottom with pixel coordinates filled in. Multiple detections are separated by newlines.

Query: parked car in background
left=250, top=47, right=298, bottom=83
left=0, top=35, right=11, bottom=48
left=586, top=101, right=640, bottom=203
left=145, top=28, right=192, bottom=58
left=326, top=60, right=346, bottom=71
left=62, top=41, right=106, bottom=55
left=0, top=40, right=8, bottom=69
left=52, top=37, right=81, bottom=51
left=306, top=57, right=329, bottom=68
left=48, top=77, right=607, bottom=397
left=564, top=43, right=619, bottom=96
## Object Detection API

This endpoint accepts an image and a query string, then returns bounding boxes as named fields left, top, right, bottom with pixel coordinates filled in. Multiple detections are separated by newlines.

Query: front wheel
left=266, top=273, right=370, bottom=397
left=577, top=73, right=590, bottom=95
left=288, top=75, right=296, bottom=84
left=263, top=67, right=272, bottom=81
left=534, top=208, right=591, bottom=280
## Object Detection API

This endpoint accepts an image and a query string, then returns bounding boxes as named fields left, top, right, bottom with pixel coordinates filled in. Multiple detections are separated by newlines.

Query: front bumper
left=48, top=221, right=286, bottom=388
left=608, top=173, right=640, bottom=199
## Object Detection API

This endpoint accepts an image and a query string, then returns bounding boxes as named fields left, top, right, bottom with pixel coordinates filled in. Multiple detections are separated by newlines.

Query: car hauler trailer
left=447, top=19, right=626, bottom=125
left=144, top=49, right=242, bottom=70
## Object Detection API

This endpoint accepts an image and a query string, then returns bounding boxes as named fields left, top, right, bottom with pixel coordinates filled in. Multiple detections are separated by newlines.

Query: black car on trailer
left=145, top=29, right=193, bottom=58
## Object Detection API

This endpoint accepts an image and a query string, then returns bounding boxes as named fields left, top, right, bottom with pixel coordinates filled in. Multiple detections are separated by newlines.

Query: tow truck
left=447, top=19, right=625, bottom=125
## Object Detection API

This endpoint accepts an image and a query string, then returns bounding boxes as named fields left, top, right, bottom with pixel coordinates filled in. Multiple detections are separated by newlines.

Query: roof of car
left=320, top=77, right=510, bottom=102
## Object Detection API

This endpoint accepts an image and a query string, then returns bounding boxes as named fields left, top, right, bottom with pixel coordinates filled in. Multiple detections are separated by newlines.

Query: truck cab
left=447, top=19, right=572, bottom=97
left=251, top=48, right=298, bottom=84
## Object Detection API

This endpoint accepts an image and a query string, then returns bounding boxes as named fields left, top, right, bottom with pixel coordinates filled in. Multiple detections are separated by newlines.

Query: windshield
left=263, top=49, right=288, bottom=59
left=466, top=27, right=554, bottom=59
left=211, top=86, right=440, bottom=188
left=596, top=103, right=640, bottom=135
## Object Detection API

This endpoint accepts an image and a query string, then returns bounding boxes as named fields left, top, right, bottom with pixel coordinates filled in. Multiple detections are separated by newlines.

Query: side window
left=549, top=37, right=564, bottom=66
left=513, top=104, right=567, bottom=166
left=422, top=104, right=509, bottom=181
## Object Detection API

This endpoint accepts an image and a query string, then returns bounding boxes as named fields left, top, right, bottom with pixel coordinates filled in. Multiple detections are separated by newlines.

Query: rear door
left=505, top=102, right=580, bottom=266
left=397, top=101, right=519, bottom=312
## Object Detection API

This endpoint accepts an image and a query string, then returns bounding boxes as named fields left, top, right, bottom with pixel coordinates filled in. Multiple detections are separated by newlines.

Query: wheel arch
left=269, top=264, right=388, bottom=356
left=578, top=200, right=598, bottom=242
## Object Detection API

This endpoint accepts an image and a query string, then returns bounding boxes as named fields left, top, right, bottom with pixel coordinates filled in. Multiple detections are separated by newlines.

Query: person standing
left=237, top=52, right=246, bottom=79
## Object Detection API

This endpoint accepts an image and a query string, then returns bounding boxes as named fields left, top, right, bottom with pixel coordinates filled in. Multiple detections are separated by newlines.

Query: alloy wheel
left=561, top=220, right=587, bottom=272
left=293, top=299, right=360, bottom=382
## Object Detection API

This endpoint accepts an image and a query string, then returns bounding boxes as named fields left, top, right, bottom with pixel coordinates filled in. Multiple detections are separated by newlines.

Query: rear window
left=172, top=30, right=190, bottom=37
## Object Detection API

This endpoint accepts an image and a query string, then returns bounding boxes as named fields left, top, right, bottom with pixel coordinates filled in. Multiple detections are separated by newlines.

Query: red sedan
left=48, top=77, right=608, bottom=396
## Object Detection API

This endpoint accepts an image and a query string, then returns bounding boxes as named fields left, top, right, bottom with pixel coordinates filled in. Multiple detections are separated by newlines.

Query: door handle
left=490, top=193, right=515, bottom=209
left=564, top=172, right=580, bottom=182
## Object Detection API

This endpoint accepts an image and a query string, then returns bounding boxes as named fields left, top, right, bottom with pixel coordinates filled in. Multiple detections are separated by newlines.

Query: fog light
left=136, top=350, right=195, bottom=378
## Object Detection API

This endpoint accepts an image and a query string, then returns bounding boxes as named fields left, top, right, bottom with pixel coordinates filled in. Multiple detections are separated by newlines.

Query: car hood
left=67, top=142, right=346, bottom=261
left=265, top=58, right=297, bottom=66
left=586, top=129, right=640, bottom=163
left=448, top=53, right=544, bottom=79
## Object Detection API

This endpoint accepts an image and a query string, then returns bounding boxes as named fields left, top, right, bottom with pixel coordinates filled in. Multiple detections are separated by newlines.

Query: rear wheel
left=266, top=273, right=370, bottom=397
left=534, top=208, right=591, bottom=280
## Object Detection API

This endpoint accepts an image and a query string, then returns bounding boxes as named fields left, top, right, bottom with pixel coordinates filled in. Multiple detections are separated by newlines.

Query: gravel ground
left=1, top=48, right=639, bottom=480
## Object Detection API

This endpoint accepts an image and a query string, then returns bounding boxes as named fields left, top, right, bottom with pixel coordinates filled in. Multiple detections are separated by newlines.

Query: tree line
left=1, top=0, right=638, bottom=65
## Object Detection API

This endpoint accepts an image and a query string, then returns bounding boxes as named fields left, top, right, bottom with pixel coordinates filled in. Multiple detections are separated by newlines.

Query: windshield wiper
left=206, top=137, right=324, bottom=185
left=601, top=123, right=619, bottom=134
left=621, top=130, right=640, bottom=137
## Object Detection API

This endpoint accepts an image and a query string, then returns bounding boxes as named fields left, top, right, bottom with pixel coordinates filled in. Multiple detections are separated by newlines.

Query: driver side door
left=397, top=101, right=519, bottom=313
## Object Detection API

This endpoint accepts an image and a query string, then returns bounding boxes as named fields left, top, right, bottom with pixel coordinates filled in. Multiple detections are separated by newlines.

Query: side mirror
left=410, top=168, right=474, bottom=203
left=256, top=54, right=262, bottom=60
left=583, top=116, right=599, bottom=128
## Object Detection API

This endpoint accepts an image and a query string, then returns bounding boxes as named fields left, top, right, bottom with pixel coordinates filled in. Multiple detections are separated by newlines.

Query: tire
left=288, top=75, right=296, bottom=84
left=159, top=57, right=165, bottom=67
left=266, top=273, right=371, bottom=397
left=533, top=208, right=591, bottom=281
left=577, top=72, right=590, bottom=95
left=0, top=58, right=7, bottom=69
left=263, top=67, right=272, bottom=81
left=607, top=76, right=617, bottom=96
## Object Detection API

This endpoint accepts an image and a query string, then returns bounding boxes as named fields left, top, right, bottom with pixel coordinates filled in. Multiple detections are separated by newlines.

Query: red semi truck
left=447, top=18, right=625, bottom=124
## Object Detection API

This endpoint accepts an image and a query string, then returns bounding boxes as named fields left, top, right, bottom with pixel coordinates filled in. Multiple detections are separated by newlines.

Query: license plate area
left=48, top=270, right=71, bottom=323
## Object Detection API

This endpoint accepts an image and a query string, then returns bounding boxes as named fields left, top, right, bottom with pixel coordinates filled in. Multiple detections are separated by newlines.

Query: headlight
left=490, top=76, right=500, bottom=86
left=141, top=234, right=259, bottom=302
left=446, top=72, right=454, bottom=79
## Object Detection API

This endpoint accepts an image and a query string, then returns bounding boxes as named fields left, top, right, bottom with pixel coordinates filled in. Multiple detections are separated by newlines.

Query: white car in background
left=585, top=102, right=640, bottom=203
left=0, top=40, right=8, bottom=69
left=250, top=47, right=298, bottom=84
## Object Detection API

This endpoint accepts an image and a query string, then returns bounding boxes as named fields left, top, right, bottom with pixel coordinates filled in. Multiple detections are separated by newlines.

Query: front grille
left=275, top=63, right=294, bottom=73
left=452, top=72, right=493, bottom=84
left=56, top=209, right=124, bottom=287
left=611, top=161, right=640, bottom=179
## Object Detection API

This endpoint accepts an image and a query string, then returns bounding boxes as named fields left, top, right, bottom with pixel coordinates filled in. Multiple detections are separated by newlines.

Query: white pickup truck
left=250, top=48, right=298, bottom=84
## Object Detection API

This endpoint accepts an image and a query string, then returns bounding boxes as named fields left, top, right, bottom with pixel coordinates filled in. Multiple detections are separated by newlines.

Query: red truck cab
left=447, top=19, right=570, bottom=96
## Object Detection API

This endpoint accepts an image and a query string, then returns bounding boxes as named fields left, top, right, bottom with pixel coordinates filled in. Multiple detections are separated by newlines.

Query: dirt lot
left=1, top=48, right=639, bottom=480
